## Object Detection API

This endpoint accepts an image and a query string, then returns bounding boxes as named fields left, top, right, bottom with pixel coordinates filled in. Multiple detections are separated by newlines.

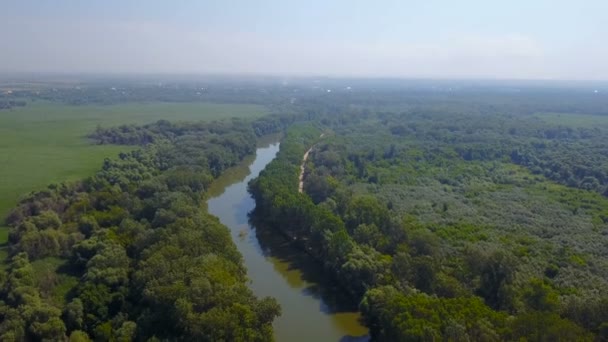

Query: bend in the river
left=207, top=139, right=369, bottom=342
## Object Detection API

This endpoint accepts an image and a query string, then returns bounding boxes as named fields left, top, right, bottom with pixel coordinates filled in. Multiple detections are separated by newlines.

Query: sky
left=1, top=0, right=607, bottom=80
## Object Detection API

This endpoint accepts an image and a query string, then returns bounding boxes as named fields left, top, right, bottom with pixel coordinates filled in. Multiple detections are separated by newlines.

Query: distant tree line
left=0, top=100, right=26, bottom=110
left=3, top=80, right=608, bottom=340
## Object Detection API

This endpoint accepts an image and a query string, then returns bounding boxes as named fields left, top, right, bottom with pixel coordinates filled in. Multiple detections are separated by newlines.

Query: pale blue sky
left=1, top=0, right=606, bottom=79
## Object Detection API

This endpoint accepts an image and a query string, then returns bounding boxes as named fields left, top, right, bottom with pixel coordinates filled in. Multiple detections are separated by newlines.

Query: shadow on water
left=249, top=215, right=360, bottom=315
left=208, top=137, right=369, bottom=341
left=205, top=133, right=283, bottom=199
left=234, top=196, right=254, bottom=226
left=205, top=156, right=255, bottom=199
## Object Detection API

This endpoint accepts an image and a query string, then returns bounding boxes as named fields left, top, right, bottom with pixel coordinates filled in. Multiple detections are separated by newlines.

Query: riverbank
left=207, top=138, right=368, bottom=342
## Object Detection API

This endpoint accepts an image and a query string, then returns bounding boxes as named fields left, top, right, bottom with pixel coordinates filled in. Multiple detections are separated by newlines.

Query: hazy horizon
left=2, top=1, right=607, bottom=81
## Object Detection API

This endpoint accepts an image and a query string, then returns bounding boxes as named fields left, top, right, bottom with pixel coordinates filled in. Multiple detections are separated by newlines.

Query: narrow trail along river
left=207, top=139, right=369, bottom=342
left=299, top=147, right=312, bottom=193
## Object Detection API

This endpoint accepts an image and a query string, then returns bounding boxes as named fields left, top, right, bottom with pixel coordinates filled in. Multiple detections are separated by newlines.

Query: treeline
left=23, top=84, right=297, bottom=106
left=89, top=117, right=295, bottom=147
left=88, top=108, right=340, bottom=147
left=249, top=121, right=608, bottom=340
left=0, top=118, right=283, bottom=341
left=377, top=110, right=608, bottom=196
left=0, top=100, right=26, bottom=110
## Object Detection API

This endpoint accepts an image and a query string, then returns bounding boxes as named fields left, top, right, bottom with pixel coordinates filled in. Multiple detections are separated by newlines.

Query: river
left=207, top=138, right=369, bottom=342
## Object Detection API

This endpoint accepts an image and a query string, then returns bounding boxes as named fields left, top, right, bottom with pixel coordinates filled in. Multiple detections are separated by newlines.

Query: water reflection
left=207, top=138, right=369, bottom=342
left=250, top=221, right=360, bottom=314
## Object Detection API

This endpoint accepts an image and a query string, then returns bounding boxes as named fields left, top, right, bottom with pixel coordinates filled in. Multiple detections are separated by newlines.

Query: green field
left=0, top=101, right=267, bottom=247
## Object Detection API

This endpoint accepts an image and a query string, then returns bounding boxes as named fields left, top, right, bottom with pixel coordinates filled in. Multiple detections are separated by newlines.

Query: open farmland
left=0, top=101, right=267, bottom=247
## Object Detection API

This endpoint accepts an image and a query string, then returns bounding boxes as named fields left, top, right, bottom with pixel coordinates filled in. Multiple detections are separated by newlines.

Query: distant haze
left=2, top=0, right=607, bottom=80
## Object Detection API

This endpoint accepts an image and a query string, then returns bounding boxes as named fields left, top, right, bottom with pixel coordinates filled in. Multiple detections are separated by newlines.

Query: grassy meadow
left=0, top=101, right=267, bottom=248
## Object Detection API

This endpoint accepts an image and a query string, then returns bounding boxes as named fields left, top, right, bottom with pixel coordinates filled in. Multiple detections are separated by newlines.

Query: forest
left=2, top=79, right=608, bottom=341
left=4, top=0, right=608, bottom=339
left=0, top=116, right=291, bottom=341
left=249, top=101, right=608, bottom=340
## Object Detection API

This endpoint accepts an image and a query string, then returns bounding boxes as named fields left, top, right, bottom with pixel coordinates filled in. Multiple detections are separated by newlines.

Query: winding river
left=207, top=138, right=369, bottom=342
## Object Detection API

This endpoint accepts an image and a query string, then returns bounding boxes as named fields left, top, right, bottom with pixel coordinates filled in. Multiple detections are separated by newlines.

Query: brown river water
left=206, top=137, right=369, bottom=342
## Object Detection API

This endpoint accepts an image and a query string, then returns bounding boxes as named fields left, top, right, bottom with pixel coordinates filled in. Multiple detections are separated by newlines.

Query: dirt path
left=299, top=133, right=325, bottom=193
left=299, top=148, right=312, bottom=193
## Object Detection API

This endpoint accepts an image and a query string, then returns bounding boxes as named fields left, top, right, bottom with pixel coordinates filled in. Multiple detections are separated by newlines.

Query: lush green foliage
left=0, top=118, right=284, bottom=341
left=0, top=100, right=268, bottom=249
left=250, top=108, right=608, bottom=340
left=4, top=78, right=608, bottom=340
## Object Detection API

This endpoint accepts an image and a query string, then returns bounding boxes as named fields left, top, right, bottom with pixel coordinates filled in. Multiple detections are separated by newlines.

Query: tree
left=522, top=278, right=559, bottom=312
left=344, top=196, right=390, bottom=233
left=64, top=298, right=84, bottom=331
left=69, top=330, right=92, bottom=342
left=340, top=246, right=391, bottom=297
left=23, top=303, right=67, bottom=341
left=472, top=250, right=516, bottom=311
left=361, top=286, right=507, bottom=341
left=510, top=312, right=593, bottom=341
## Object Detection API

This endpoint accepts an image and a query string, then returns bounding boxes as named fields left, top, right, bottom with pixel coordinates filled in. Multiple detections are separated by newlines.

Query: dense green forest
left=250, top=106, right=608, bottom=340
left=2, top=78, right=608, bottom=341
left=0, top=117, right=286, bottom=341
